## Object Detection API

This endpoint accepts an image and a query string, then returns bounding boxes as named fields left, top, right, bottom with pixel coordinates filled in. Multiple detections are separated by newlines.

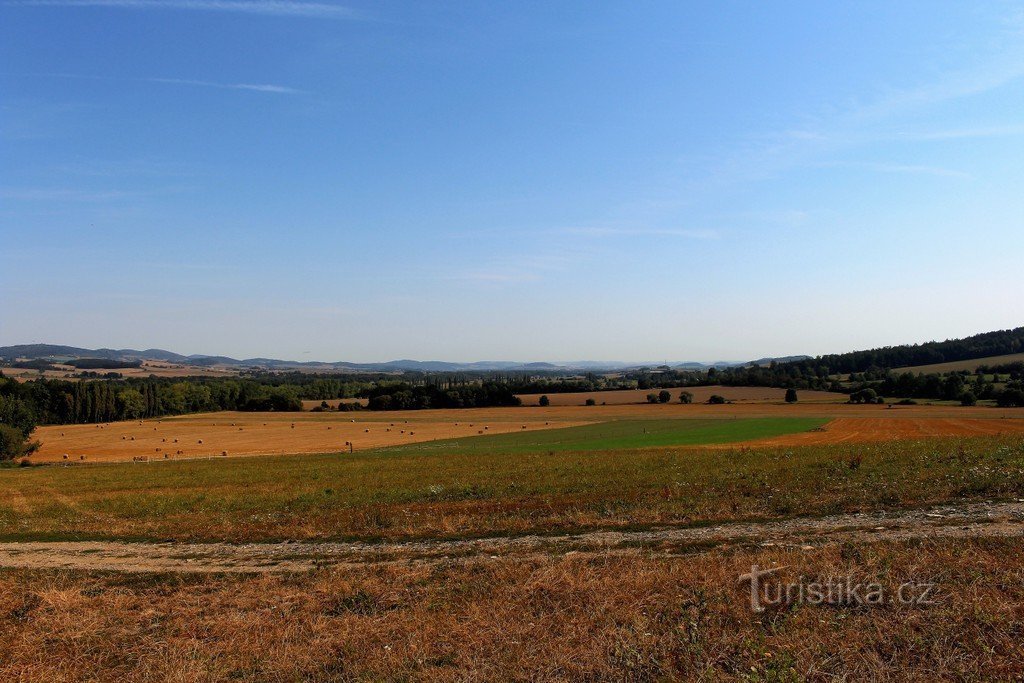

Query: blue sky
left=2, top=1, right=1023, bottom=362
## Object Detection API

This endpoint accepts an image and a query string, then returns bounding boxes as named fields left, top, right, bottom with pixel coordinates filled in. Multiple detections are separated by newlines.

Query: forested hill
left=783, top=327, right=1024, bottom=374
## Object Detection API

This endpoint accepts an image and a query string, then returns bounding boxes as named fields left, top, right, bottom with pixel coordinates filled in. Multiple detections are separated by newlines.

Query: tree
left=0, top=424, right=38, bottom=461
left=959, top=391, right=977, bottom=406
left=707, top=395, right=726, bottom=405
left=585, top=398, right=596, bottom=406
left=539, top=395, right=550, bottom=407
left=658, top=390, right=671, bottom=403
left=678, top=391, right=693, bottom=404
left=996, top=389, right=1024, bottom=407
left=646, top=393, right=659, bottom=404
left=784, top=388, right=798, bottom=403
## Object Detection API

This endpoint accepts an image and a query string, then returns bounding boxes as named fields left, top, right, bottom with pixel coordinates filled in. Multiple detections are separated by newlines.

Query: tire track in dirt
left=1, top=501, right=1022, bottom=573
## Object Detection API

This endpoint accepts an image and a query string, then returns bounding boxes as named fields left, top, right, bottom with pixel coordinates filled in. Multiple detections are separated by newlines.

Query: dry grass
left=4, top=436, right=1024, bottom=543
left=1, top=537, right=1021, bottom=681
left=720, top=416, right=1024, bottom=447
left=30, top=401, right=1024, bottom=463
left=31, top=412, right=592, bottom=463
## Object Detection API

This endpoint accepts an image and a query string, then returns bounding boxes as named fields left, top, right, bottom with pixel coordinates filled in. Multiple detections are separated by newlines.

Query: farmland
left=5, top=387, right=1024, bottom=680
left=27, top=387, right=1024, bottom=464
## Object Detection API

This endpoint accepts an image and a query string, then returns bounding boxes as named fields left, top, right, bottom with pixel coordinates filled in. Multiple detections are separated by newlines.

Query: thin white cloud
left=819, top=161, right=971, bottom=179
left=0, top=187, right=137, bottom=201
left=563, top=226, right=719, bottom=239
left=28, top=72, right=303, bottom=94
left=148, top=77, right=302, bottom=94
left=905, top=124, right=1024, bottom=141
left=14, top=0, right=357, bottom=19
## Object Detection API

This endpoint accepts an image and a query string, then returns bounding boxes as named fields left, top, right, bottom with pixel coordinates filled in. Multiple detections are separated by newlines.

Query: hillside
left=895, top=352, right=1024, bottom=375
left=783, top=326, right=1024, bottom=374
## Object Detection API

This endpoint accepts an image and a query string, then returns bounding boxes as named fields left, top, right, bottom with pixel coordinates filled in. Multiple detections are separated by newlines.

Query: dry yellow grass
left=31, top=412, right=592, bottom=463
left=29, top=400, right=1024, bottom=463
left=1, top=537, right=1021, bottom=681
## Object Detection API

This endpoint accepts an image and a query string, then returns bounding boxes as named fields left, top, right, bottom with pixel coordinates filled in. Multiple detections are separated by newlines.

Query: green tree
left=678, top=391, right=693, bottom=404
left=117, top=388, right=146, bottom=419
left=585, top=398, right=596, bottom=406
left=707, top=395, right=726, bottom=405
left=539, top=395, right=550, bottom=407
left=0, top=424, right=38, bottom=461
left=646, top=393, right=658, bottom=404
left=658, top=390, right=671, bottom=403
left=784, top=388, right=798, bottom=403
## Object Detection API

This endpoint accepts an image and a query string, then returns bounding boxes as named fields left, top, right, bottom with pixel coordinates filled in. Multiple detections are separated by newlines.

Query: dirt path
left=1, top=501, right=1023, bottom=573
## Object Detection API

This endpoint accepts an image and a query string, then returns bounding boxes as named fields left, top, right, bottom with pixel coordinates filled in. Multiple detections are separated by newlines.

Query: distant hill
left=0, top=343, right=791, bottom=373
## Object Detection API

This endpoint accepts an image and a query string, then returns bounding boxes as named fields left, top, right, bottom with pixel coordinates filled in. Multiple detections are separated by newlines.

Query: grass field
left=378, top=417, right=828, bottom=453
left=7, top=402, right=1024, bottom=680
left=2, top=433, right=1024, bottom=543
left=30, top=395, right=1024, bottom=464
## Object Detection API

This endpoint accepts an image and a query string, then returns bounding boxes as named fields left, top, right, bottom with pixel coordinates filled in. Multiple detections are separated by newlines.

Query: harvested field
left=31, top=413, right=591, bottom=464
left=517, top=385, right=848, bottom=406
left=29, top=400, right=1024, bottom=463
left=732, top=417, right=1024, bottom=448
left=301, top=398, right=368, bottom=410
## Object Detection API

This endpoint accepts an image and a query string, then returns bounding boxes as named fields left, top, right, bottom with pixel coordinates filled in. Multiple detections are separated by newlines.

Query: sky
left=2, top=1, right=1023, bottom=363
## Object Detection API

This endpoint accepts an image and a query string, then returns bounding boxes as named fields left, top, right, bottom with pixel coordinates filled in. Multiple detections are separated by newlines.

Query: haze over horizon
left=3, top=1, right=1024, bottom=362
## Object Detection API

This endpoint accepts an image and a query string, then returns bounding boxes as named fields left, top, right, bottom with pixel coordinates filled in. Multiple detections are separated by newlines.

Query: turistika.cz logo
left=738, top=565, right=938, bottom=612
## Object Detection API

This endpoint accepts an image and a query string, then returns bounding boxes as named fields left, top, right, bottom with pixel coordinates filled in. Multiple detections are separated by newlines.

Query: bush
left=850, top=388, right=878, bottom=404
left=658, top=390, right=671, bottom=404
left=678, top=391, right=693, bottom=404
left=996, top=389, right=1024, bottom=407
left=539, top=395, right=550, bottom=407
left=584, top=398, right=596, bottom=406
left=646, top=393, right=658, bottom=404
left=959, top=391, right=977, bottom=406
left=707, top=395, right=726, bottom=405
left=0, top=424, right=38, bottom=461
left=784, top=388, right=798, bottom=403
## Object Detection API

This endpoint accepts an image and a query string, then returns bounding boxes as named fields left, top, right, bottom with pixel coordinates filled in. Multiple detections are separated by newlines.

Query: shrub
left=0, top=424, right=39, bottom=461
left=997, top=389, right=1024, bottom=407
left=678, top=391, right=693, bottom=404
left=707, top=395, right=726, bottom=405
left=584, top=398, right=596, bottom=406
left=646, top=393, right=658, bottom=404
left=539, top=395, right=550, bottom=407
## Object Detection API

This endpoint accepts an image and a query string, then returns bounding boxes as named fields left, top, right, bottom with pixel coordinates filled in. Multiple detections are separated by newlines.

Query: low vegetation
left=1, top=435, right=1022, bottom=543
left=2, top=536, right=1021, bottom=680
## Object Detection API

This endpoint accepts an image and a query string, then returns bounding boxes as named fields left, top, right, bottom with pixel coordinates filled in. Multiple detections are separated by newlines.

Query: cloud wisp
left=147, top=77, right=303, bottom=94
left=12, top=0, right=357, bottom=19
left=25, top=72, right=303, bottom=94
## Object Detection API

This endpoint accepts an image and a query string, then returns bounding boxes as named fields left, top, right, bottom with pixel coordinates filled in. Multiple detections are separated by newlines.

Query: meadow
left=5, top=395, right=1024, bottom=681
left=3, top=431, right=1024, bottom=543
